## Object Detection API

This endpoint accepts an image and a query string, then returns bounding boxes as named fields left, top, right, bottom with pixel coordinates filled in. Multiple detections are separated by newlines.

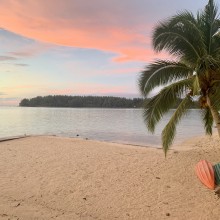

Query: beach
left=0, top=135, right=220, bottom=220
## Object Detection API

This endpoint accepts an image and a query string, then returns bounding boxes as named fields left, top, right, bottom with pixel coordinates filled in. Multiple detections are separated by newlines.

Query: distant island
left=19, top=95, right=200, bottom=108
left=19, top=95, right=144, bottom=108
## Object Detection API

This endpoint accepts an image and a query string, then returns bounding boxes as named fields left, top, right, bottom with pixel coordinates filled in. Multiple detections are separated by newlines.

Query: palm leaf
left=192, top=75, right=201, bottom=95
left=168, top=11, right=206, bottom=55
left=153, top=11, right=205, bottom=63
left=143, top=78, right=192, bottom=133
left=201, top=107, right=213, bottom=135
left=139, top=60, right=192, bottom=96
left=209, top=83, right=220, bottom=110
left=211, top=34, right=220, bottom=57
left=162, top=96, right=193, bottom=155
left=198, top=0, right=219, bottom=54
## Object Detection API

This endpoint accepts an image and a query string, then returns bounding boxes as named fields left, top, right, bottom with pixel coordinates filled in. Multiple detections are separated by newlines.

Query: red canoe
left=195, top=160, right=215, bottom=190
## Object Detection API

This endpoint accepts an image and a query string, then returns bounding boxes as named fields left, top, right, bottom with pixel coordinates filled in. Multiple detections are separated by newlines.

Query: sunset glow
left=0, top=0, right=207, bottom=105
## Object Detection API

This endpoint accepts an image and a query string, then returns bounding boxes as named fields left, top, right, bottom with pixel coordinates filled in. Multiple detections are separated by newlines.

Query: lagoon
left=0, top=107, right=206, bottom=147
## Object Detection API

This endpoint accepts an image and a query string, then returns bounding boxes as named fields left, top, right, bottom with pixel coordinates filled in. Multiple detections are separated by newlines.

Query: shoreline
left=0, top=134, right=158, bottom=148
left=0, top=133, right=211, bottom=151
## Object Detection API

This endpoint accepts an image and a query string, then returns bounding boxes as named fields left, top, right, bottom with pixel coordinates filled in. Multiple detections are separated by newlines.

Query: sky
left=0, top=0, right=208, bottom=106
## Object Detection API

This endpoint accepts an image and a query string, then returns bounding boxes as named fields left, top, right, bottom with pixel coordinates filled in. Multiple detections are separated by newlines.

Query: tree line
left=19, top=95, right=201, bottom=108
left=19, top=95, right=144, bottom=108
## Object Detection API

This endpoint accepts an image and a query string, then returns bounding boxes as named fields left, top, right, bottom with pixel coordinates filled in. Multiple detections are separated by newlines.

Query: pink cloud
left=0, top=0, right=165, bottom=62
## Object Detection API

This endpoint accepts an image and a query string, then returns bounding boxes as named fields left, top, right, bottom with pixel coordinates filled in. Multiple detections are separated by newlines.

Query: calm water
left=0, top=107, right=206, bottom=147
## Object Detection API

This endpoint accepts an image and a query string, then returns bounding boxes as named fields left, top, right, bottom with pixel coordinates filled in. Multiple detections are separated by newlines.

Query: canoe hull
left=195, top=160, right=215, bottom=190
left=214, top=163, right=220, bottom=186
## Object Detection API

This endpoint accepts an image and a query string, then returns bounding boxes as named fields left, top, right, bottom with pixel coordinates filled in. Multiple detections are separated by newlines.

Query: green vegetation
left=19, top=95, right=144, bottom=108
left=19, top=95, right=201, bottom=108
left=139, top=0, right=220, bottom=154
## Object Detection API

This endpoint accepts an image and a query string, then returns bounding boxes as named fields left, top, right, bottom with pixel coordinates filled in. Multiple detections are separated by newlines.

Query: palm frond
left=139, top=60, right=193, bottom=96
left=162, top=96, right=193, bottom=155
left=198, top=0, right=219, bottom=54
left=201, top=107, right=213, bottom=135
left=168, top=11, right=207, bottom=55
left=153, top=11, right=205, bottom=62
left=211, top=33, right=220, bottom=58
left=143, top=78, right=192, bottom=133
left=209, top=82, right=220, bottom=110
left=192, top=75, right=201, bottom=95
left=196, top=56, right=220, bottom=82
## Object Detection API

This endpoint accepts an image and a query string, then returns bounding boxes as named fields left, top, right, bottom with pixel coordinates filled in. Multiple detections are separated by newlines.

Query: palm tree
left=139, top=0, right=220, bottom=155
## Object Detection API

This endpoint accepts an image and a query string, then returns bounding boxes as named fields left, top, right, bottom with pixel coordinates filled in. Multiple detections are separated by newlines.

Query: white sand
left=0, top=135, right=220, bottom=220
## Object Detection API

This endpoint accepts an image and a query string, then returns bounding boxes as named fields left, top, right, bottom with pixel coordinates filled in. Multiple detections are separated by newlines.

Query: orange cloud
left=0, top=0, right=165, bottom=62
left=113, top=47, right=171, bottom=63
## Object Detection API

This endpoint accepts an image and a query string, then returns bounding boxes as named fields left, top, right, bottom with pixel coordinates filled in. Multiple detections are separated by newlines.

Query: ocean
left=0, top=107, right=206, bottom=147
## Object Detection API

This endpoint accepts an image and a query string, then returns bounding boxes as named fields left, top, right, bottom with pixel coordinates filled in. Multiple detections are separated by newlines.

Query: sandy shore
left=0, top=135, right=220, bottom=220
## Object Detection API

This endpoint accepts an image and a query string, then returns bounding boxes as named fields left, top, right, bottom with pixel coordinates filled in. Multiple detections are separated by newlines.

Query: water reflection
left=0, top=107, right=205, bottom=147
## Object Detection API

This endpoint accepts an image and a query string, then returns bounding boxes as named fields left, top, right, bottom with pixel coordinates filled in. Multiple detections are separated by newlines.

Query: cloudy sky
left=0, top=0, right=208, bottom=105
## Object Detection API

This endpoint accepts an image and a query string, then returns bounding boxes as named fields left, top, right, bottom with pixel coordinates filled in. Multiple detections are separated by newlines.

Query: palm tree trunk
left=207, top=96, right=220, bottom=137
